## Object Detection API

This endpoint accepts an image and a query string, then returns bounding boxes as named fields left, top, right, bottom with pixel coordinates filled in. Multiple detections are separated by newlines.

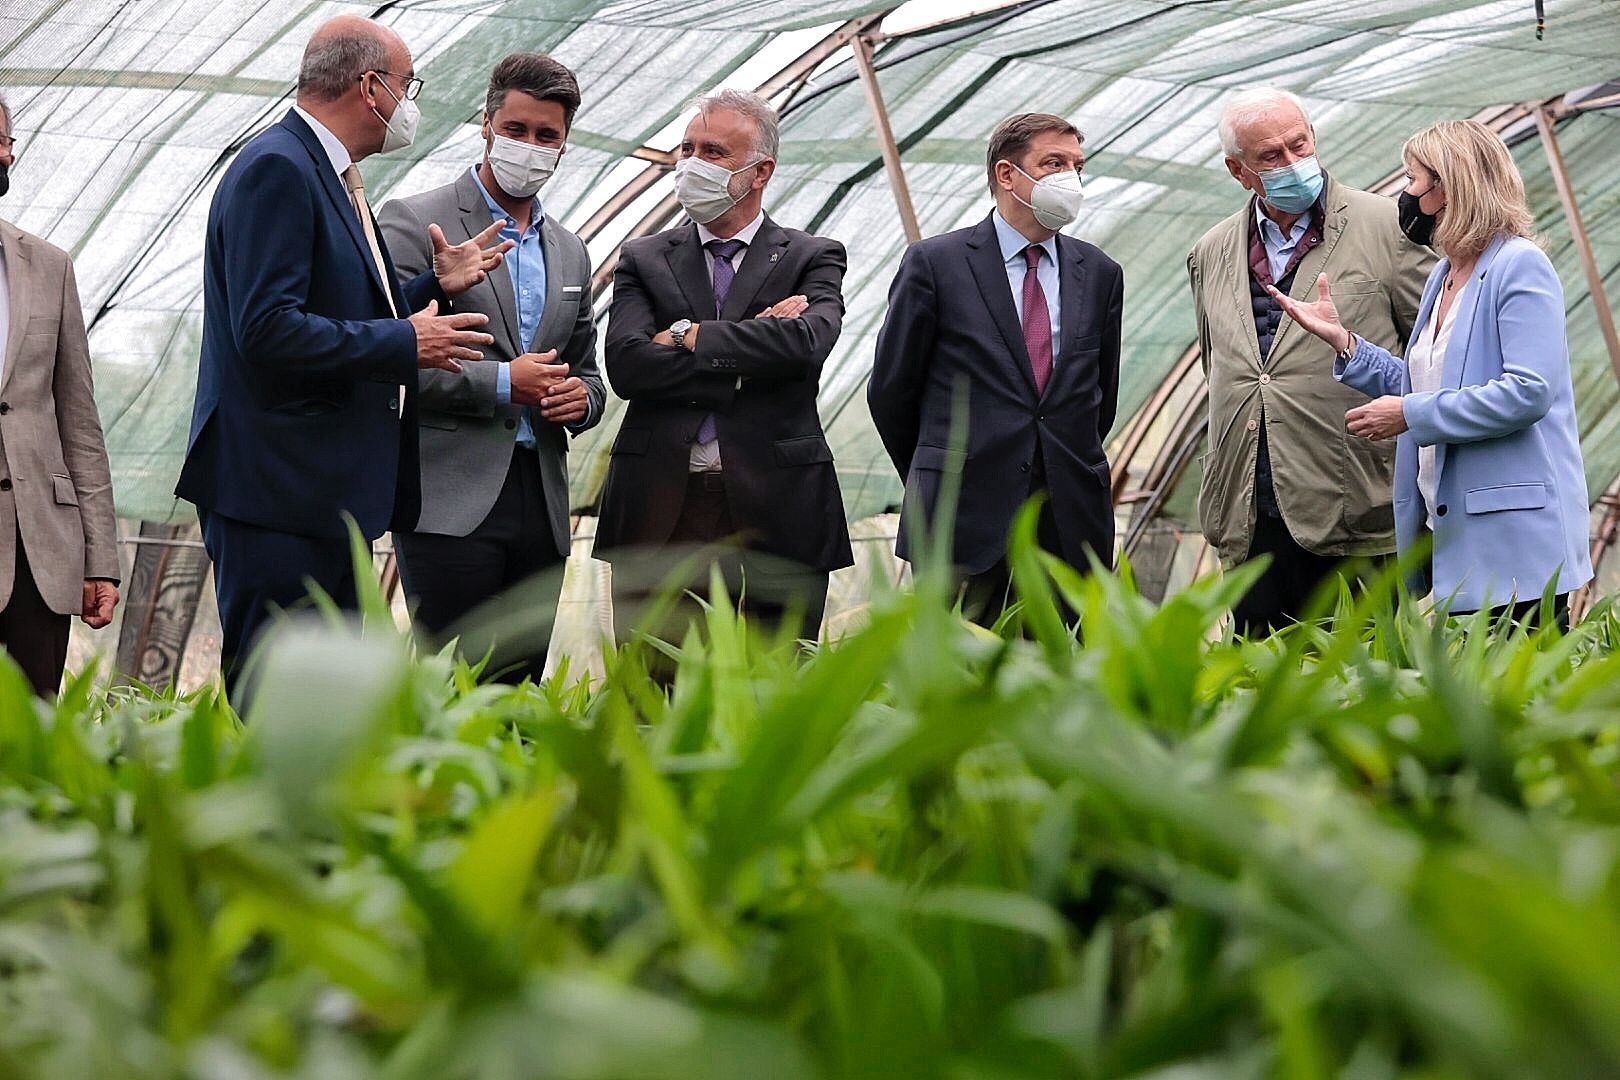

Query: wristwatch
left=669, top=318, right=694, bottom=348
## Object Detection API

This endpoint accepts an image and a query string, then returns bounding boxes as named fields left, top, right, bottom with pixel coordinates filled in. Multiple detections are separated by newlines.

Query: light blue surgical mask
left=1256, top=154, right=1323, bottom=214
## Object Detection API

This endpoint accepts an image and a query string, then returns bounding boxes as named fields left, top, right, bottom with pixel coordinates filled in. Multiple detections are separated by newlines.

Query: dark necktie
left=1022, top=245, right=1053, bottom=395
left=697, top=238, right=747, bottom=444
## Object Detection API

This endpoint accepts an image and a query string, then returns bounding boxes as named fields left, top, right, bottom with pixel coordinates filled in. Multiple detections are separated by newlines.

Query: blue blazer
left=1334, top=233, right=1591, bottom=612
left=176, top=110, right=442, bottom=540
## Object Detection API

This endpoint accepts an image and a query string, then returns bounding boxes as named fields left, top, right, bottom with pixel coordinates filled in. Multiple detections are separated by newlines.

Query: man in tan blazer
left=1188, top=87, right=1431, bottom=634
left=0, top=93, right=120, bottom=697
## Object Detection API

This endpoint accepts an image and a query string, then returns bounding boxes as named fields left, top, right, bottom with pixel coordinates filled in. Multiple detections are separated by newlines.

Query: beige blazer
left=0, top=220, right=119, bottom=614
left=1188, top=176, right=1433, bottom=564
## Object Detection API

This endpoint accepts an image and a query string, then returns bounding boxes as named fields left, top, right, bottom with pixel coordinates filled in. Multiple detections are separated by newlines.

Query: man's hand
left=510, top=349, right=569, bottom=406
left=431, top=221, right=515, bottom=298
left=756, top=295, right=808, bottom=320
left=1346, top=395, right=1408, bottom=440
left=539, top=376, right=589, bottom=425
left=409, top=299, right=492, bottom=373
left=81, top=580, right=118, bottom=629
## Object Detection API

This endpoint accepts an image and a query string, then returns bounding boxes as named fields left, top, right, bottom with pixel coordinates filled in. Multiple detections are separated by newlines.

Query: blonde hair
left=1402, top=119, right=1537, bottom=258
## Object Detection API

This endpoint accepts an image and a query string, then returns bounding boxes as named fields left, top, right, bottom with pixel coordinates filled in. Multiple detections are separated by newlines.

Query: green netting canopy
left=3, top=0, right=1617, bottom=532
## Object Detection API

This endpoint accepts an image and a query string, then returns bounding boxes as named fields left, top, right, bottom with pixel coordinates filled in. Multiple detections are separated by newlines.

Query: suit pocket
left=419, top=411, right=459, bottom=431
left=774, top=434, right=834, bottom=468
left=25, top=313, right=59, bottom=338
left=910, top=443, right=965, bottom=472
left=1464, top=482, right=1547, bottom=514
left=1068, top=332, right=1103, bottom=354
left=612, top=427, right=651, bottom=456
left=52, top=474, right=78, bottom=506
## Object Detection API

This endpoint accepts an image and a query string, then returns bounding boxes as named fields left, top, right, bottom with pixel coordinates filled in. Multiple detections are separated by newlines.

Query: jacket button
left=0, top=402, right=9, bottom=414
left=1246, top=418, right=1259, bottom=432
left=1020, top=462, right=1030, bottom=473
left=1258, top=373, right=1271, bottom=385
left=387, top=398, right=398, bottom=411
left=505, top=418, right=517, bottom=430
left=684, top=434, right=694, bottom=444
left=0, top=479, right=10, bottom=491
left=1437, top=503, right=1448, bottom=517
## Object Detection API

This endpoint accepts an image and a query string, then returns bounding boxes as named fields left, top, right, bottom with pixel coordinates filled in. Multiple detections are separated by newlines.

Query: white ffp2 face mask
left=487, top=133, right=561, bottom=199
left=1010, top=162, right=1084, bottom=230
left=372, top=76, right=419, bottom=154
left=674, top=155, right=762, bottom=225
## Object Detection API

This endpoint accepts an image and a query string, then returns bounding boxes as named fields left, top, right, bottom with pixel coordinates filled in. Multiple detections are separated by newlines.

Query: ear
left=752, top=158, right=776, bottom=189
left=1224, top=155, right=1252, bottom=188
left=481, top=114, right=492, bottom=144
left=992, top=158, right=1016, bottom=193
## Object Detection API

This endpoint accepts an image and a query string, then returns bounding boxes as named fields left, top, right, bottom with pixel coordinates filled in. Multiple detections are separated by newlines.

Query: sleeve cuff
left=496, top=361, right=512, bottom=405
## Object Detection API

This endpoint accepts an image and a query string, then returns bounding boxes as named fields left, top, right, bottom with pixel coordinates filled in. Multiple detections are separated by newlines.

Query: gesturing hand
left=409, top=299, right=492, bottom=373
left=756, top=295, right=808, bottom=320
left=540, top=376, right=589, bottom=425
left=1346, top=395, right=1408, bottom=440
left=510, top=349, right=570, bottom=406
left=431, top=221, right=515, bottom=298
left=1265, top=273, right=1351, bottom=354
left=81, top=580, right=118, bottom=629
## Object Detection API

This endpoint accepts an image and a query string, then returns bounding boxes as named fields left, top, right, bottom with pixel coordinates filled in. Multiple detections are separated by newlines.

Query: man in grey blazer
left=0, top=91, right=120, bottom=697
left=378, top=54, right=603, bottom=678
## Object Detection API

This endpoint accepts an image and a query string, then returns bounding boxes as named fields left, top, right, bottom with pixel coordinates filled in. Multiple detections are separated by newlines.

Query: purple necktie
left=697, top=238, right=747, bottom=445
left=1022, top=245, right=1053, bottom=395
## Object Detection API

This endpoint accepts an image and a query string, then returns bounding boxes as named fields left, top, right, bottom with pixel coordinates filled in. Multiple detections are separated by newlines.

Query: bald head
left=297, top=15, right=407, bottom=105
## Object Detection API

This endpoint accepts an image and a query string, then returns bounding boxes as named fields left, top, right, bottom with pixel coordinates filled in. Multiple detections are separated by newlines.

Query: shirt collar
left=292, top=106, right=352, bottom=178
left=1252, top=195, right=1317, bottom=243
left=697, top=210, right=765, bottom=249
left=992, top=209, right=1059, bottom=267
left=468, top=165, right=543, bottom=233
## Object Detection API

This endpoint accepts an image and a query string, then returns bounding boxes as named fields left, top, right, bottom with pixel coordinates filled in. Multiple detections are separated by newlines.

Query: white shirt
left=992, top=210, right=1061, bottom=359
left=688, top=211, right=765, bottom=472
left=0, top=237, right=10, bottom=388
left=1409, top=281, right=1470, bottom=527
left=292, top=106, right=353, bottom=179
left=1254, top=199, right=1314, bottom=283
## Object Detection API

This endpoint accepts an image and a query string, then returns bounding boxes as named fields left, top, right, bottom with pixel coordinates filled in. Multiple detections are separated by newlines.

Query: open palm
left=1266, top=273, right=1347, bottom=350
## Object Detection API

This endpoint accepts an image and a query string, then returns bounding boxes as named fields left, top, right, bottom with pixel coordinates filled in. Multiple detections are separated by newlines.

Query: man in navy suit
left=869, top=113, right=1123, bottom=625
left=176, top=15, right=509, bottom=699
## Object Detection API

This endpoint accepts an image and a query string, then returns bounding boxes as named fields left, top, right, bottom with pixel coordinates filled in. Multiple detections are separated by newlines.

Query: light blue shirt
left=473, top=167, right=546, bottom=449
left=1254, top=200, right=1313, bottom=283
left=992, top=210, right=1061, bottom=360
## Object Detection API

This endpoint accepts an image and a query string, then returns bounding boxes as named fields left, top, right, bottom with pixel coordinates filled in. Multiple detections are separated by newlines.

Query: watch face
left=673, top=319, right=693, bottom=333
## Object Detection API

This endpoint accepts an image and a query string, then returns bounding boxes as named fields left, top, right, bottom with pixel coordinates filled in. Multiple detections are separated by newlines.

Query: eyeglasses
left=0, top=133, right=15, bottom=151
left=366, top=70, right=424, bottom=101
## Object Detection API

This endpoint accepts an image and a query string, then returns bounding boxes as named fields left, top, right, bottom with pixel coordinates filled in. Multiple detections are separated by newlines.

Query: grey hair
left=1217, top=86, right=1311, bottom=158
left=0, top=90, right=9, bottom=127
left=298, top=27, right=389, bottom=103
left=691, top=88, right=779, bottom=160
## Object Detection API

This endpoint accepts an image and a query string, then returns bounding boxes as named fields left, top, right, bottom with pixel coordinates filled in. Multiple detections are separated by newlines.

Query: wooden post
left=851, top=32, right=922, bottom=245
left=1534, top=106, right=1620, bottom=386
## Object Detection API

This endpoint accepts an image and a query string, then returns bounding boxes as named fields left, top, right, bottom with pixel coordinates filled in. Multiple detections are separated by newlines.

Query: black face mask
left=1398, top=189, right=1438, bottom=247
left=0, top=162, right=8, bottom=199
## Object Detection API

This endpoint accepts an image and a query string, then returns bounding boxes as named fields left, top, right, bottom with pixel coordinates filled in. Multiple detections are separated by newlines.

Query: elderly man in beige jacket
left=0, top=92, right=120, bottom=697
left=1189, top=87, right=1431, bottom=635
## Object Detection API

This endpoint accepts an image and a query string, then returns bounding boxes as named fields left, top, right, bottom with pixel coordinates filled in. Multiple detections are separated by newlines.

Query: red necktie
left=1022, top=245, right=1053, bottom=395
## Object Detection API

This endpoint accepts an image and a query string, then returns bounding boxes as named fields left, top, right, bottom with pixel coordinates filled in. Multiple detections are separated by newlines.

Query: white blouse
left=1407, top=281, right=1470, bottom=527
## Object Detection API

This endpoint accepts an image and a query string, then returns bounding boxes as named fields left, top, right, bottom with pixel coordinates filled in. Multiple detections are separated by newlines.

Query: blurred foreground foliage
left=3, top=511, right=1620, bottom=1080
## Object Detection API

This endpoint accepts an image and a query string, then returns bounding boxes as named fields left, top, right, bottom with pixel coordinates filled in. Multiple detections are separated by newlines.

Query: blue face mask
left=1256, top=154, right=1323, bottom=214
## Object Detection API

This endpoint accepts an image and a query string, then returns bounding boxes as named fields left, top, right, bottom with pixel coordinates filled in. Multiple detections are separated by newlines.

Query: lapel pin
left=770, top=252, right=781, bottom=263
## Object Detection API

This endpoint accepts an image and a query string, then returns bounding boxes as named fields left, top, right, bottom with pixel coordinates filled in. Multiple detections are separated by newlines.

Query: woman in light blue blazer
left=1272, top=119, right=1591, bottom=622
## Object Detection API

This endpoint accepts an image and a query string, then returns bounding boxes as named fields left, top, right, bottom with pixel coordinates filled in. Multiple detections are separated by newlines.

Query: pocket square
left=562, top=285, right=584, bottom=295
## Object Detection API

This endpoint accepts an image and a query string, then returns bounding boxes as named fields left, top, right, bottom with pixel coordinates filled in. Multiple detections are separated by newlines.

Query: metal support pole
left=851, top=32, right=922, bottom=244
left=1534, top=106, right=1620, bottom=386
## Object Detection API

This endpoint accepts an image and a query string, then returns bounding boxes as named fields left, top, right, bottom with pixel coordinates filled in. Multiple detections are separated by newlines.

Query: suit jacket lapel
left=0, top=223, right=30, bottom=396
left=455, top=175, right=519, bottom=357
left=525, top=217, right=568, bottom=354
left=282, top=111, right=392, bottom=310
left=665, top=224, right=716, bottom=321
left=1443, top=234, right=1507, bottom=390
left=965, top=214, right=1037, bottom=396
left=721, top=217, right=790, bottom=321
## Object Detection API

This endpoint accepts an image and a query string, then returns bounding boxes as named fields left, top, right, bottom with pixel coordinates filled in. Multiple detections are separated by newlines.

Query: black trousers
left=1232, top=511, right=1354, bottom=638
left=610, top=471, right=829, bottom=650
left=1456, top=593, right=1571, bottom=633
left=200, top=509, right=358, bottom=706
left=394, top=447, right=565, bottom=683
left=957, top=484, right=1072, bottom=629
left=0, top=530, right=71, bottom=699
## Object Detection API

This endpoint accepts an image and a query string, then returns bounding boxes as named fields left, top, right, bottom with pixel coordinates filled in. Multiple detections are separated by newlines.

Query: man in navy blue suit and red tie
left=176, top=15, right=510, bottom=701
left=869, top=113, right=1124, bottom=625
